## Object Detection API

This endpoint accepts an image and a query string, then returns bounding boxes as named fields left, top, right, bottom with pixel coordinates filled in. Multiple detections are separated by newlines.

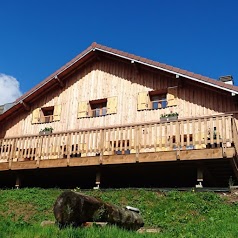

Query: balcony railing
left=0, top=114, right=234, bottom=163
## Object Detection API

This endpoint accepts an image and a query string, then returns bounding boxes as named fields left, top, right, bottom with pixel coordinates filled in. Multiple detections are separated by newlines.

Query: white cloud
left=0, top=73, right=22, bottom=105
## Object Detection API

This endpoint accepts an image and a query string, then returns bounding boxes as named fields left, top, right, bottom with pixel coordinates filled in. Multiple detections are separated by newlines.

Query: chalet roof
left=1, top=42, right=238, bottom=121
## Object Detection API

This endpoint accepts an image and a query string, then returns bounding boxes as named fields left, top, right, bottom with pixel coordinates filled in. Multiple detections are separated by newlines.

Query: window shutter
left=167, top=87, right=178, bottom=107
left=32, top=108, right=40, bottom=124
left=53, top=105, right=62, bottom=121
left=107, top=96, right=118, bottom=115
left=78, top=101, right=89, bottom=118
left=137, top=92, right=149, bottom=110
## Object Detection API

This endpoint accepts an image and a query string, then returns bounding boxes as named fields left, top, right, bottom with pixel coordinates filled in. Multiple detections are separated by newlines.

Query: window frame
left=149, top=90, right=167, bottom=110
left=89, top=98, right=107, bottom=117
left=40, top=106, right=54, bottom=123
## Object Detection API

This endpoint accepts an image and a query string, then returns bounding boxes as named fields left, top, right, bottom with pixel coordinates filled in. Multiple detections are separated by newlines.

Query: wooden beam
left=19, top=100, right=30, bottom=111
left=54, top=75, right=65, bottom=88
left=11, top=160, right=37, bottom=170
left=131, top=60, right=139, bottom=74
left=1, top=147, right=235, bottom=172
left=0, top=162, right=9, bottom=171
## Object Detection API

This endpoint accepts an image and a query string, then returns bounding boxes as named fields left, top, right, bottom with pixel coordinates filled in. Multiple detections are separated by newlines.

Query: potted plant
left=160, top=112, right=179, bottom=122
left=39, top=127, right=53, bottom=135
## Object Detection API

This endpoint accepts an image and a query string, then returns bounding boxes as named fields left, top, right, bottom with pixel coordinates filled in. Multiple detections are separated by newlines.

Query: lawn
left=0, top=188, right=238, bottom=237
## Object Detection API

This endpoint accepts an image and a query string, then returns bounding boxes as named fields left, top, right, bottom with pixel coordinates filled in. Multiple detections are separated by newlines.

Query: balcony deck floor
left=0, top=147, right=235, bottom=172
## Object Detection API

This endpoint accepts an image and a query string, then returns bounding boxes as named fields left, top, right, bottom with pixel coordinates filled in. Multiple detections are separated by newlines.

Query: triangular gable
left=1, top=42, right=238, bottom=122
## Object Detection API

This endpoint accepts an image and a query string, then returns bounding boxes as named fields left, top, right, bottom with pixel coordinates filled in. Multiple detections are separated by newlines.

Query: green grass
left=0, top=188, right=238, bottom=237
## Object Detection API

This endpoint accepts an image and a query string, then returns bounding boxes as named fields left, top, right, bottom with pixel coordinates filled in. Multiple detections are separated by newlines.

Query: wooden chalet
left=1, top=42, right=238, bottom=188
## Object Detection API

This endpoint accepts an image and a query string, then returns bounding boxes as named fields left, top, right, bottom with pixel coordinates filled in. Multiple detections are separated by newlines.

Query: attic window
left=149, top=90, right=167, bottom=109
left=77, top=97, right=118, bottom=118
left=90, top=99, right=107, bottom=117
left=31, top=105, right=62, bottom=124
left=137, top=87, right=178, bottom=111
left=41, top=106, right=54, bottom=123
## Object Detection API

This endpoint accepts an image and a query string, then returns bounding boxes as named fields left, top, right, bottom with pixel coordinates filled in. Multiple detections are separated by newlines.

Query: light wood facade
left=1, top=43, right=238, bottom=188
left=2, top=58, right=238, bottom=137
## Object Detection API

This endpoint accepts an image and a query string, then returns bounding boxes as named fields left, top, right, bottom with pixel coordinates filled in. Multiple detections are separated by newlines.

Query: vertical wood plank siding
left=1, top=58, right=238, bottom=138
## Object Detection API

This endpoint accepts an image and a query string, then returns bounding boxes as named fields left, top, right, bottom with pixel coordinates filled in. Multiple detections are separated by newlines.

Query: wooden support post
left=15, top=173, right=21, bottom=189
left=94, top=169, right=101, bottom=189
left=196, top=166, right=203, bottom=188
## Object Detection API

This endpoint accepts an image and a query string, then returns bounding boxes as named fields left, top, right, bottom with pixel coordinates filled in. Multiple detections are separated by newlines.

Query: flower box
left=160, top=116, right=178, bottom=122
left=39, top=127, right=53, bottom=135
left=39, top=130, right=52, bottom=136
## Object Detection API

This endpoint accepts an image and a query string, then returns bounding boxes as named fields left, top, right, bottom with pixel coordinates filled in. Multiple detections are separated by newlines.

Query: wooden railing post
left=153, top=124, right=157, bottom=152
left=232, top=116, right=238, bottom=151
left=99, top=129, right=105, bottom=164
left=0, top=139, right=11, bottom=163
left=135, top=126, right=140, bottom=162
left=66, top=132, right=72, bottom=165
left=36, top=136, right=43, bottom=166
left=175, top=121, right=180, bottom=159
left=9, top=138, right=16, bottom=169
left=228, top=115, right=232, bottom=147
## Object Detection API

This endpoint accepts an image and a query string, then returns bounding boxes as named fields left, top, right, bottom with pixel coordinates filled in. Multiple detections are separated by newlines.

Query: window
left=31, top=105, right=62, bottom=124
left=149, top=92, right=167, bottom=109
left=137, top=87, right=177, bottom=111
left=40, top=106, right=54, bottom=123
left=90, top=99, right=107, bottom=117
left=77, top=96, right=118, bottom=118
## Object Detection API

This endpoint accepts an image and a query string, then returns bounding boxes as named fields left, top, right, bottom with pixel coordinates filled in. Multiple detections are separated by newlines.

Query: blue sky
left=0, top=0, right=238, bottom=103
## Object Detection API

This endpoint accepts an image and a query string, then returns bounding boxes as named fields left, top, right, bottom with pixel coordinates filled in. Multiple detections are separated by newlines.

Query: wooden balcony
left=0, top=114, right=237, bottom=172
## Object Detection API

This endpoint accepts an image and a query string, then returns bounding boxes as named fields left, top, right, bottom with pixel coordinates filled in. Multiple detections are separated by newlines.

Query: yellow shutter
left=53, top=105, right=62, bottom=121
left=137, top=92, right=149, bottom=110
left=167, top=87, right=178, bottom=107
left=77, top=101, right=89, bottom=118
left=107, top=96, right=118, bottom=115
left=32, top=108, right=40, bottom=124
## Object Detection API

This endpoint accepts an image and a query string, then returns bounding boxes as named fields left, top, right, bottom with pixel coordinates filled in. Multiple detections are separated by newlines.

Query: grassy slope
left=0, top=188, right=238, bottom=237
